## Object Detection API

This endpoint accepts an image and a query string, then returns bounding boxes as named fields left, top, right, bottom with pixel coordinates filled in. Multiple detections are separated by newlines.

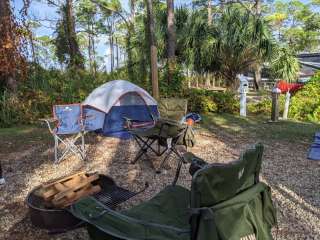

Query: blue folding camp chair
left=41, top=104, right=86, bottom=164
left=82, top=106, right=105, bottom=132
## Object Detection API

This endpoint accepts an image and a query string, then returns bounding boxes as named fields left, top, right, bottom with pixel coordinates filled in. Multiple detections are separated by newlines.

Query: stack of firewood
left=35, top=171, right=101, bottom=208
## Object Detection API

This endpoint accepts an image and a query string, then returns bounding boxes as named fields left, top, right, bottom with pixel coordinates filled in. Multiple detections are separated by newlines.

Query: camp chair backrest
left=190, top=143, right=263, bottom=208
left=82, top=106, right=105, bottom=131
left=158, top=98, right=188, bottom=121
left=53, top=104, right=82, bottom=134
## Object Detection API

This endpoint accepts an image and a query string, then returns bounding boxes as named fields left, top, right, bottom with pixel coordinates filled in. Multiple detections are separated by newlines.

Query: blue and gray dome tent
left=83, top=80, right=159, bottom=139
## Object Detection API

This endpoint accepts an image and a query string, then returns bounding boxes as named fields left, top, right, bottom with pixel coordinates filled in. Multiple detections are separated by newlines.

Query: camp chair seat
left=71, top=185, right=191, bottom=240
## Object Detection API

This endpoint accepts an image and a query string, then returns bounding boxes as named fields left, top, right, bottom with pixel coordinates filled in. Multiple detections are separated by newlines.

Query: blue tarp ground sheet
left=308, top=132, right=320, bottom=161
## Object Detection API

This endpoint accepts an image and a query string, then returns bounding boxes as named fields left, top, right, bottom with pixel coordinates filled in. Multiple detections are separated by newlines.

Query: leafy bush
left=183, top=88, right=238, bottom=114
left=0, top=91, right=22, bottom=127
left=0, top=67, right=128, bottom=127
left=247, top=95, right=285, bottom=115
left=246, top=72, right=320, bottom=122
left=289, top=73, right=320, bottom=122
left=248, top=98, right=271, bottom=115
left=159, top=65, right=186, bottom=97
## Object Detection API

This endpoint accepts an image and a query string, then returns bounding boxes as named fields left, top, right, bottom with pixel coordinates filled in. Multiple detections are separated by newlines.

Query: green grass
left=0, top=114, right=318, bottom=147
left=0, top=125, right=51, bottom=152
left=202, top=113, right=319, bottom=143
left=0, top=125, right=40, bottom=136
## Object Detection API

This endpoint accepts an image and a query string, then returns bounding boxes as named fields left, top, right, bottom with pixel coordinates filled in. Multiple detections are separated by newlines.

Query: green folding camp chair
left=157, top=98, right=188, bottom=121
left=70, top=143, right=277, bottom=240
left=127, top=99, right=191, bottom=181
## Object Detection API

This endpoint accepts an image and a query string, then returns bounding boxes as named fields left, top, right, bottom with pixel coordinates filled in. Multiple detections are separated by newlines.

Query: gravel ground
left=0, top=126, right=319, bottom=240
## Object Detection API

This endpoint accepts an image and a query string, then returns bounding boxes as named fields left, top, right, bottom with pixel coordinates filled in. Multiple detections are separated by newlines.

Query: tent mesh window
left=118, top=92, right=146, bottom=106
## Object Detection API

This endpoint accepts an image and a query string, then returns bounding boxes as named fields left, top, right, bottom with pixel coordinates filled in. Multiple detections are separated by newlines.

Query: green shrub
left=247, top=95, right=286, bottom=115
left=0, top=91, right=21, bottom=127
left=0, top=67, right=129, bottom=127
left=159, top=65, right=186, bottom=97
left=289, top=73, right=320, bottom=122
left=183, top=88, right=238, bottom=114
left=248, top=98, right=272, bottom=115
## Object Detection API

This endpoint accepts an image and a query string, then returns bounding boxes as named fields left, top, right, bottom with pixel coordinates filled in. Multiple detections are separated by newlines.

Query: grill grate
left=91, top=175, right=148, bottom=209
left=93, top=185, right=138, bottom=209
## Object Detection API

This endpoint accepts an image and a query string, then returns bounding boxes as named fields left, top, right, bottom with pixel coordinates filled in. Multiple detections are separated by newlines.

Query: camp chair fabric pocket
left=192, top=183, right=276, bottom=240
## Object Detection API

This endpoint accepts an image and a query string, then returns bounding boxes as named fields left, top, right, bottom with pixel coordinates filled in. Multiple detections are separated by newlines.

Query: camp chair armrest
left=39, top=118, right=59, bottom=133
left=183, top=152, right=209, bottom=176
left=123, top=117, right=135, bottom=129
left=123, top=117, right=156, bottom=130
left=157, top=119, right=185, bottom=137
left=39, top=118, right=58, bottom=123
left=182, top=152, right=196, bottom=163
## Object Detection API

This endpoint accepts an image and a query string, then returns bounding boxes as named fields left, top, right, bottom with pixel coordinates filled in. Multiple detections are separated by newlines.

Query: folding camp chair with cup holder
left=70, top=143, right=277, bottom=240
left=41, top=104, right=86, bottom=164
left=126, top=99, right=193, bottom=181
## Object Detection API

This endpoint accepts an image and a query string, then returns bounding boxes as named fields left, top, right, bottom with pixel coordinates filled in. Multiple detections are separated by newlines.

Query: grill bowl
left=26, top=174, right=116, bottom=233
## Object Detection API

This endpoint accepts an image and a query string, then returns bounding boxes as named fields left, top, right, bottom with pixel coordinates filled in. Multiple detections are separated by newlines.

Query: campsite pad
left=0, top=124, right=319, bottom=239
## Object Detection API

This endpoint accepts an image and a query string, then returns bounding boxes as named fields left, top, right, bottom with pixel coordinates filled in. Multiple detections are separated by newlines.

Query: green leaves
left=267, top=0, right=320, bottom=52
left=289, top=73, right=320, bottom=122
left=270, top=46, right=300, bottom=83
left=210, top=7, right=274, bottom=88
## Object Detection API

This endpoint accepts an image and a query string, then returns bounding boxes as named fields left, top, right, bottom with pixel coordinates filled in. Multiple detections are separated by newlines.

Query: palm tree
left=270, top=46, right=300, bottom=83
left=209, top=7, right=274, bottom=90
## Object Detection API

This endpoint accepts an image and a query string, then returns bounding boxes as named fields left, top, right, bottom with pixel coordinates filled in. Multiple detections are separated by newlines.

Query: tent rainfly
left=83, top=80, right=159, bottom=138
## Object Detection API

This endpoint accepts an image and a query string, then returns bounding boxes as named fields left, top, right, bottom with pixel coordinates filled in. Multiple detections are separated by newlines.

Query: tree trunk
left=29, top=31, right=38, bottom=64
left=109, top=34, right=114, bottom=72
left=205, top=73, right=211, bottom=88
left=224, top=71, right=240, bottom=91
left=91, top=27, right=97, bottom=75
left=88, top=22, right=93, bottom=72
left=130, top=0, right=135, bottom=22
left=253, top=64, right=262, bottom=90
left=208, top=0, right=212, bottom=26
left=253, top=0, right=262, bottom=91
left=220, top=0, right=225, bottom=11
left=115, top=37, right=119, bottom=68
left=65, top=0, right=84, bottom=69
left=146, top=0, right=159, bottom=99
left=166, top=0, right=176, bottom=85
left=254, top=0, right=262, bottom=16
left=0, top=0, right=18, bottom=91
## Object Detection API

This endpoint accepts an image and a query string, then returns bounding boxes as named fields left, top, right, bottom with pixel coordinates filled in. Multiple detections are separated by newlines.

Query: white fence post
left=283, top=91, right=291, bottom=120
left=238, top=75, right=248, bottom=117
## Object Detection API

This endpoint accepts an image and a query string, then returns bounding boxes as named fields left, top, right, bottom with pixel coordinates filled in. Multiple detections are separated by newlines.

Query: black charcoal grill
left=26, top=174, right=147, bottom=234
